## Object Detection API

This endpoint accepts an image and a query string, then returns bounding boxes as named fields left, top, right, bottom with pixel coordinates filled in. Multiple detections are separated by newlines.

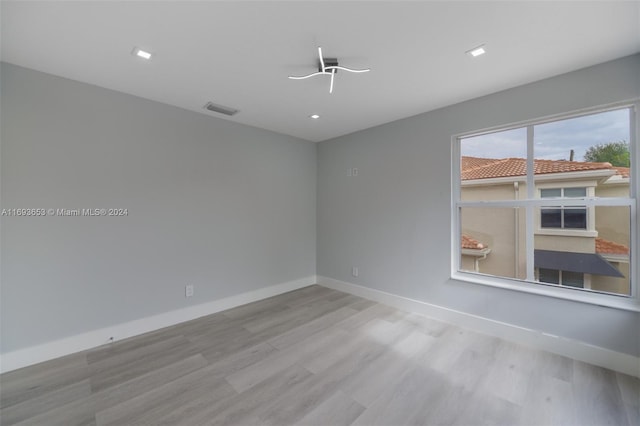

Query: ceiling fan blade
left=288, top=71, right=330, bottom=80
left=329, top=69, right=335, bottom=94
left=318, top=47, right=325, bottom=72
left=325, top=66, right=370, bottom=74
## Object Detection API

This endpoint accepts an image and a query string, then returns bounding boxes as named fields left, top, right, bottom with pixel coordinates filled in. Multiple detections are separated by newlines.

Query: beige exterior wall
left=591, top=262, right=630, bottom=295
left=460, top=177, right=630, bottom=295
left=460, top=255, right=477, bottom=272
left=534, top=235, right=595, bottom=253
left=460, top=182, right=519, bottom=201
left=461, top=182, right=526, bottom=279
left=595, top=183, right=630, bottom=246
left=460, top=205, right=517, bottom=278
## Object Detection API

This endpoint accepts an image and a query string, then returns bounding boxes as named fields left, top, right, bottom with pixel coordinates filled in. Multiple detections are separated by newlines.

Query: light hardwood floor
left=1, top=285, right=638, bottom=426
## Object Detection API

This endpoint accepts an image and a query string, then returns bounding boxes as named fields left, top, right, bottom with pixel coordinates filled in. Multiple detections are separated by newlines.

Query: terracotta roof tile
left=462, top=234, right=486, bottom=250
left=461, top=157, right=615, bottom=181
left=595, top=238, right=629, bottom=255
left=462, top=236, right=627, bottom=256
left=612, top=167, right=630, bottom=178
left=461, top=157, right=500, bottom=171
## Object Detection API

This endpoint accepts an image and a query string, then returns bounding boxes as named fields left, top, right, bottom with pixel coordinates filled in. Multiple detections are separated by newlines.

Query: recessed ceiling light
left=132, top=47, right=152, bottom=60
left=467, top=45, right=486, bottom=57
left=310, top=114, right=320, bottom=119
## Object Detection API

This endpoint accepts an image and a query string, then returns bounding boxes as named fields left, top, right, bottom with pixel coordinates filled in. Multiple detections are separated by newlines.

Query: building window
left=540, top=188, right=587, bottom=229
left=538, top=268, right=584, bottom=288
left=454, top=106, right=636, bottom=304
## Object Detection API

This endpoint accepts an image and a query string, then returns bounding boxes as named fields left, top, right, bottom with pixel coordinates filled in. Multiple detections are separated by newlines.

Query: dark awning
left=534, top=249, right=624, bottom=278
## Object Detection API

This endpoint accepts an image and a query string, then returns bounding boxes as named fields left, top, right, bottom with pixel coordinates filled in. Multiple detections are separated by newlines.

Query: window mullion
left=458, top=198, right=633, bottom=208
left=630, top=104, right=638, bottom=299
left=526, top=125, right=535, bottom=281
left=560, top=188, right=565, bottom=229
left=452, top=136, right=462, bottom=276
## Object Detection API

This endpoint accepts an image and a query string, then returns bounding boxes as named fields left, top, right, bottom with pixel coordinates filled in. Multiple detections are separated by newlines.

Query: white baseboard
left=318, top=276, right=640, bottom=378
left=0, top=276, right=316, bottom=374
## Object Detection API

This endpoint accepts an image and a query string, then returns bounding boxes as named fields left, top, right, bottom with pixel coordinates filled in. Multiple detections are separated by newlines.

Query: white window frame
left=451, top=101, right=639, bottom=312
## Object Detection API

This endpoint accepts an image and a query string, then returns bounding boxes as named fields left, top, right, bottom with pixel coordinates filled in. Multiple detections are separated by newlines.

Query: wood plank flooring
left=1, top=285, right=638, bottom=425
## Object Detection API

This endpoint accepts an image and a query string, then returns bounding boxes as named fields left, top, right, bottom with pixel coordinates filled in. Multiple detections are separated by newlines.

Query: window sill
left=451, top=270, right=640, bottom=312
left=535, top=229, right=598, bottom=238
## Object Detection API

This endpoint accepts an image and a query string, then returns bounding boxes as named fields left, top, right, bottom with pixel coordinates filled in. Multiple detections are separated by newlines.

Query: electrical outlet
left=352, top=168, right=358, bottom=176
left=185, top=284, right=194, bottom=298
left=352, top=267, right=359, bottom=277
left=347, top=168, right=352, bottom=177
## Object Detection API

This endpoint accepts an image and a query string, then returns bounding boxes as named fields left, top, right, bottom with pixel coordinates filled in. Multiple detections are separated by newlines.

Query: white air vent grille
left=204, top=102, right=239, bottom=116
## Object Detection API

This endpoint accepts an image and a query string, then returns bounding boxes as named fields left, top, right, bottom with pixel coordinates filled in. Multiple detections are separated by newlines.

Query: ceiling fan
left=288, top=47, right=370, bottom=94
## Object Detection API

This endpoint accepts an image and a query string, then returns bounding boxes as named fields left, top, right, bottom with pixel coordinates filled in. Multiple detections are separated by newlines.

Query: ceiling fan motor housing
left=319, top=58, right=338, bottom=73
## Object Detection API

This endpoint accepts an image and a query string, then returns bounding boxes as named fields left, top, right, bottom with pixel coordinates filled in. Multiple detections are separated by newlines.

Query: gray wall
left=317, top=54, right=640, bottom=356
left=0, top=63, right=317, bottom=353
left=3, top=55, right=639, bottom=358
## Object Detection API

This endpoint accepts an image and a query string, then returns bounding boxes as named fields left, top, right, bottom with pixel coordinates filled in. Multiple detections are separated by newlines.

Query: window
left=454, top=106, right=636, bottom=305
left=538, top=268, right=584, bottom=288
left=540, top=188, right=587, bottom=229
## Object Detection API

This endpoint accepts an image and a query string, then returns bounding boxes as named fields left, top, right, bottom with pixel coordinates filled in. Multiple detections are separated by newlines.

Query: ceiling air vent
left=204, top=101, right=239, bottom=116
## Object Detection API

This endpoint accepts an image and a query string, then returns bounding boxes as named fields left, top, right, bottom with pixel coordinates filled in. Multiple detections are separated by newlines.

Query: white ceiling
left=2, top=1, right=639, bottom=142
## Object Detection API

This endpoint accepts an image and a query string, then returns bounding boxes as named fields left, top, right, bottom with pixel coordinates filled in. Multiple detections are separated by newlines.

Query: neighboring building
left=460, top=156, right=631, bottom=295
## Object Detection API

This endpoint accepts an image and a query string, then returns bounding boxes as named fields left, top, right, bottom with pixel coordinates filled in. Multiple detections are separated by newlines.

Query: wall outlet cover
left=185, top=284, right=194, bottom=297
